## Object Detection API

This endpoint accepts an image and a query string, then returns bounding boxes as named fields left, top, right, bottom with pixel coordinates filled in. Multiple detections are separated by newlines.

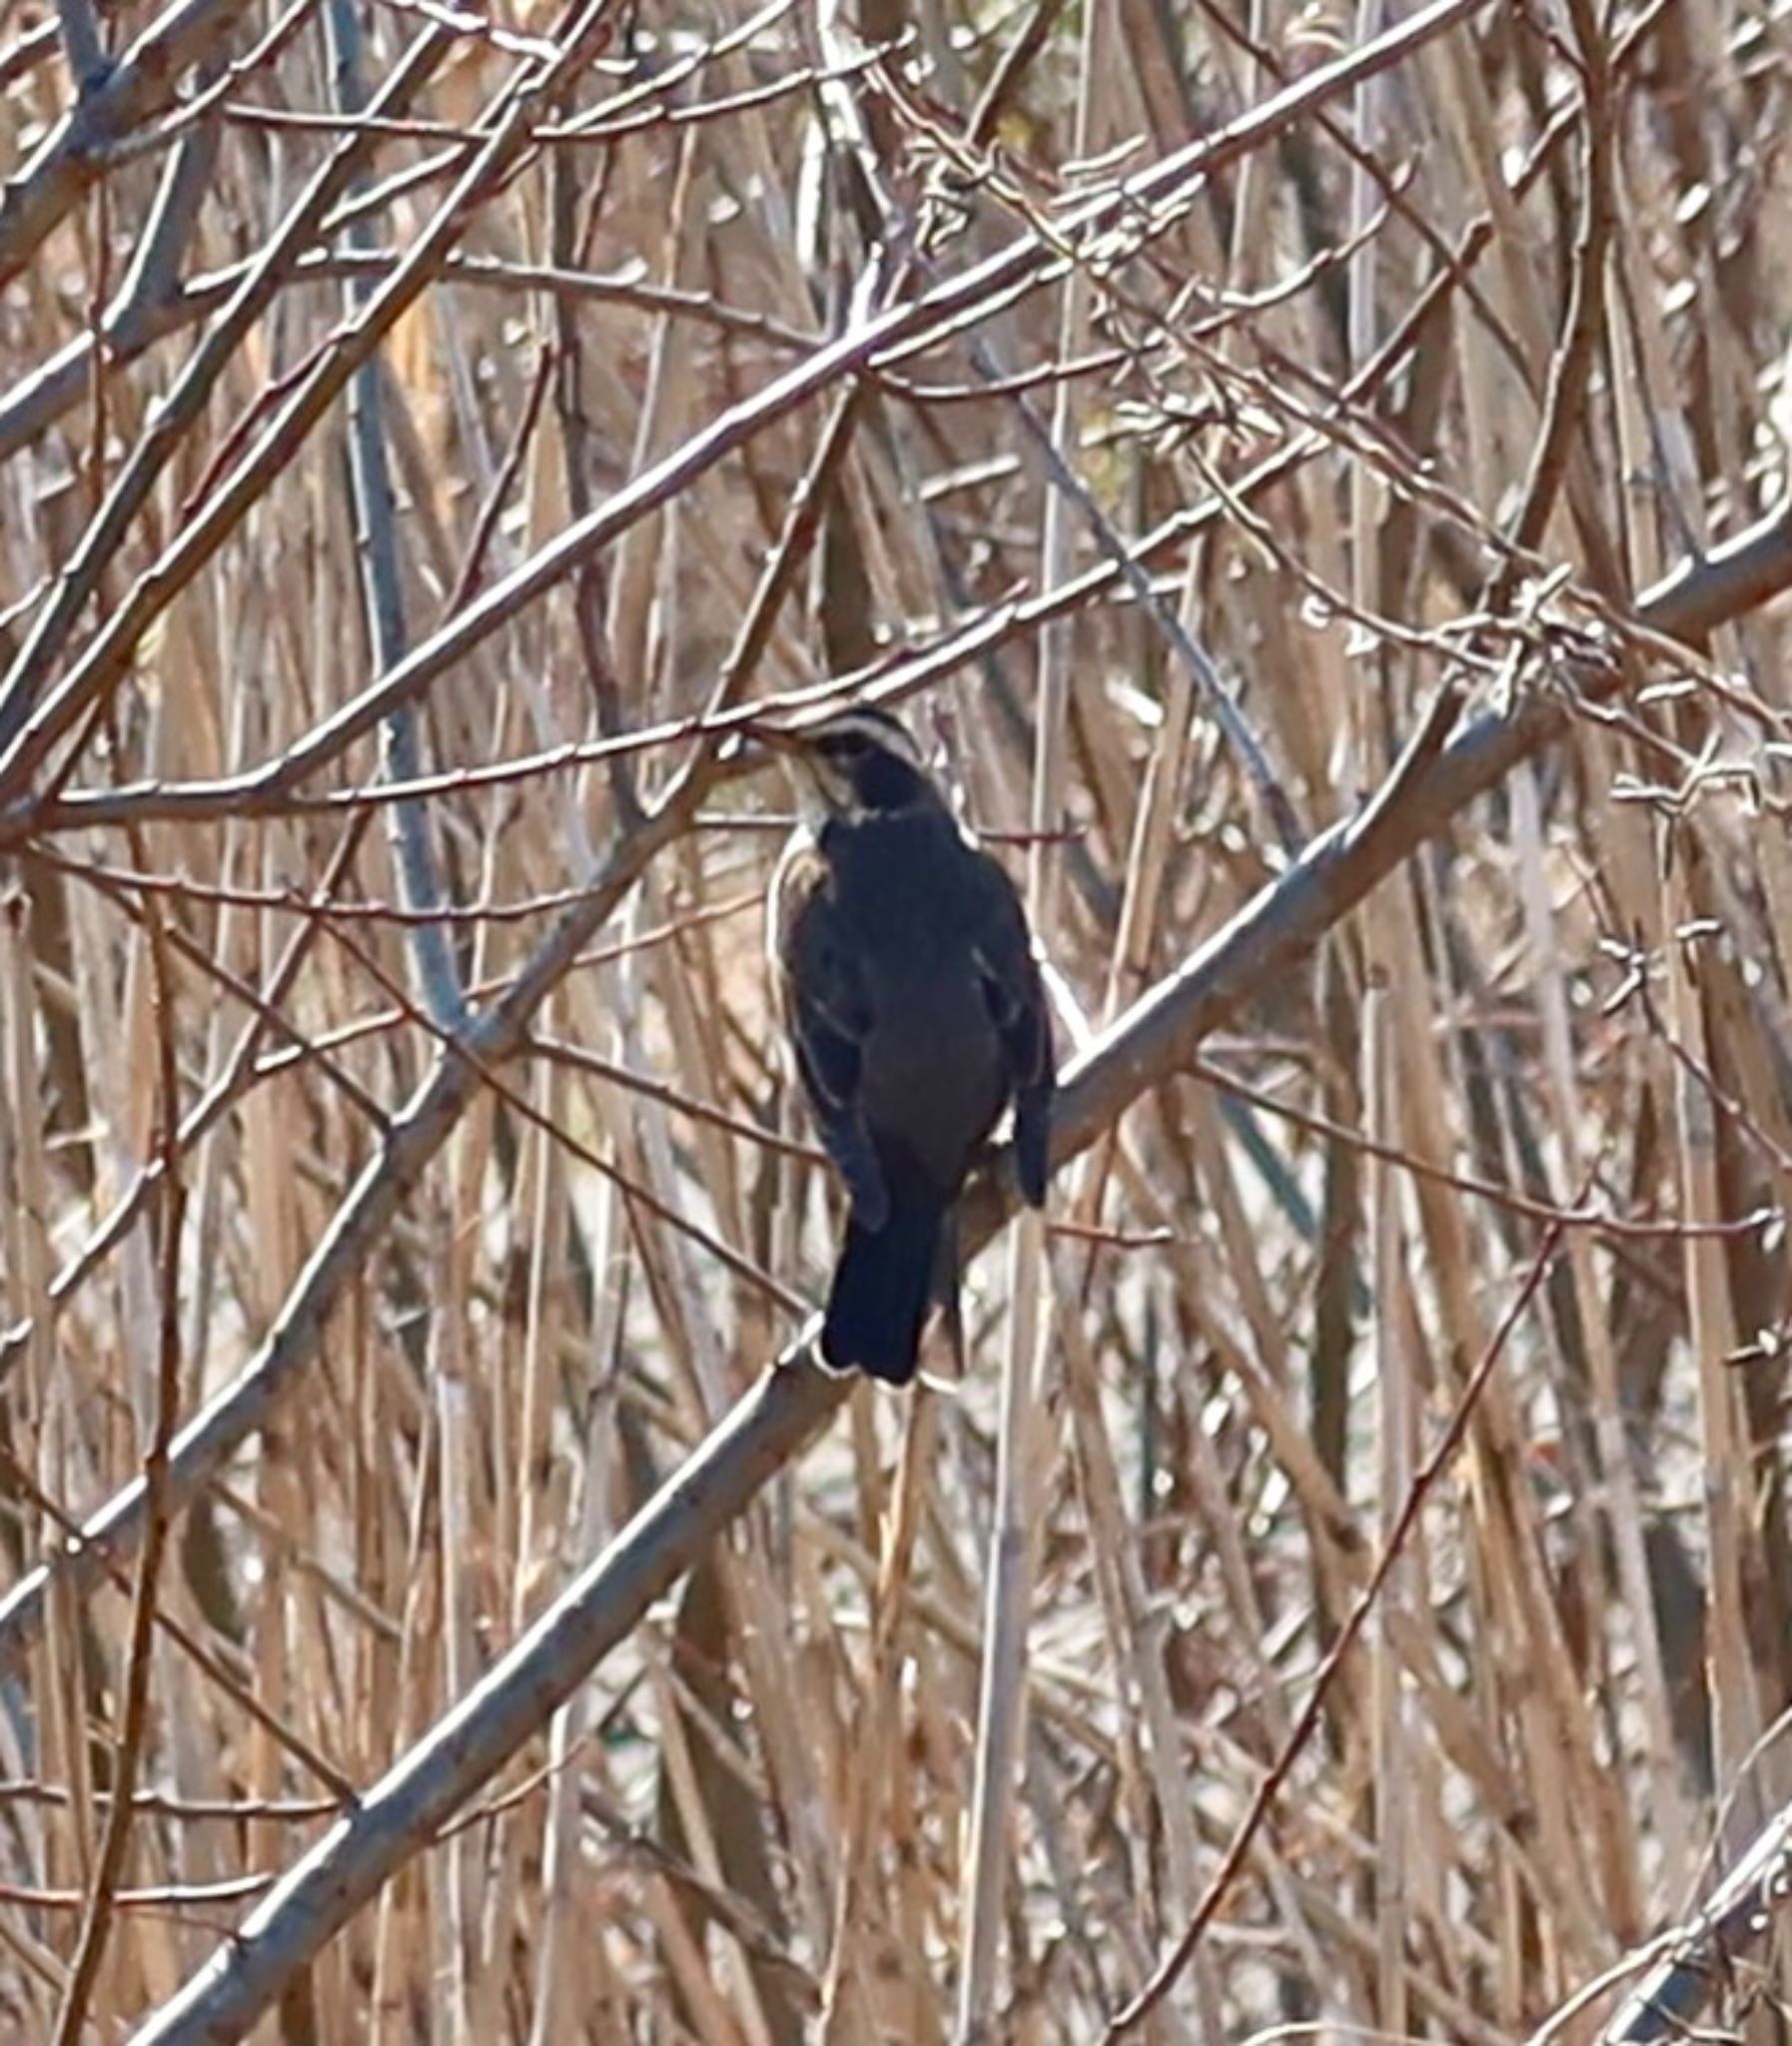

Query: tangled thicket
left=3, top=0, right=1792, bottom=2039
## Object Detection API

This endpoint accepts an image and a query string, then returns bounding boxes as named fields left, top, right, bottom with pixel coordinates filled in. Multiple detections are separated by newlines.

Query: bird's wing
left=970, top=854, right=1055, bottom=1207
left=772, top=835, right=890, bottom=1230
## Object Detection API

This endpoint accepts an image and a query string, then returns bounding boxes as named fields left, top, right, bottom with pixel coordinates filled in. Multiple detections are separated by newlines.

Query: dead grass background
left=3, top=0, right=1792, bottom=2039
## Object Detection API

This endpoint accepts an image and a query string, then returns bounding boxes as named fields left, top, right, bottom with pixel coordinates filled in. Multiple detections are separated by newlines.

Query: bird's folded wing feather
left=773, top=840, right=890, bottom=1230
left=970, top=859, right=1054, bottom=1206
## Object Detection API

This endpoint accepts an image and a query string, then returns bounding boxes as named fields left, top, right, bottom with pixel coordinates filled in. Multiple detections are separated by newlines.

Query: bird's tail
left=822, top=1200, right=948, bottom=1385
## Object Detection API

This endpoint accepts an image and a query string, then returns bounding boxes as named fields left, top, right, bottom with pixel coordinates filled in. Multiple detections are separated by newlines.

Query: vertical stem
left=1364, top=971, right=1409, bottom=2036
left=954, top=0, right=1103, bottom=2025
left=328, top=0, right=467, bottom=1033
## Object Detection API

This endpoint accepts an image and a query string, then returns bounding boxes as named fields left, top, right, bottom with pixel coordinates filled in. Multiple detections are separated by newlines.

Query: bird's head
left=754, top=704, right=941, bottom=818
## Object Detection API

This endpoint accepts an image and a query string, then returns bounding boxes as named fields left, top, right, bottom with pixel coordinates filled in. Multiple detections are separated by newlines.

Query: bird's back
left=819, top=806, right=1011, bottom=1194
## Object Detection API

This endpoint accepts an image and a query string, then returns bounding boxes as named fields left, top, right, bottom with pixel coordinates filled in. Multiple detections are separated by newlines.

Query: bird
left=758, top=702, right=1054, bottom=1385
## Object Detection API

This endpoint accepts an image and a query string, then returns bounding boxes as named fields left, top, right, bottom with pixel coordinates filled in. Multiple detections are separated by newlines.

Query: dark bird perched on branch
left=759, top=704, right=1054, bottom=1385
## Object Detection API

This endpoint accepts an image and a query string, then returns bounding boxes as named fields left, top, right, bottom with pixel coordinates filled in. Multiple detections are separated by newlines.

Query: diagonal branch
left=1590, top=1790, right=1792, bottom=2042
